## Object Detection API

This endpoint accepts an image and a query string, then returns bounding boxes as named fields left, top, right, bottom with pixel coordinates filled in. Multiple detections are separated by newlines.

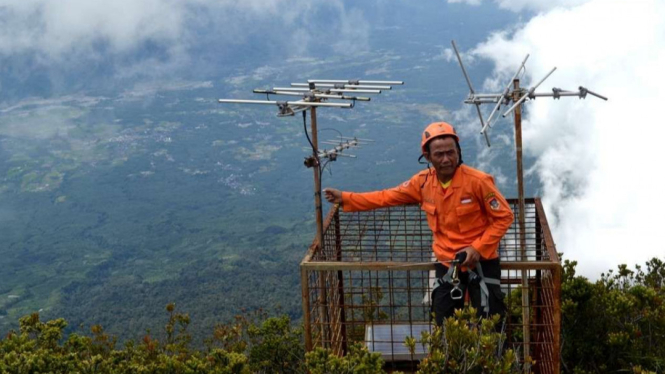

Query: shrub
left=561, top=257, right=665, bottom=373
left=409, top=307, right=524, bottom=374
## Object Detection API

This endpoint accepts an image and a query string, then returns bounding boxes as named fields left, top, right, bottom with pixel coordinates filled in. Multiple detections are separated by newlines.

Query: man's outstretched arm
left=323, top=175, right=423, bottom=212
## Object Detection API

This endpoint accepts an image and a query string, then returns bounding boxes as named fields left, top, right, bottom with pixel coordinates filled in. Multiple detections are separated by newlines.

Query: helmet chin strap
left=456, top=140, right=464, bottom=166
left=417, top=154, right=431, bottom=189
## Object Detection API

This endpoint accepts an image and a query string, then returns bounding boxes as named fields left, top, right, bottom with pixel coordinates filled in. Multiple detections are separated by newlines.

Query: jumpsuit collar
left=433, top=165, right=465, bottom=198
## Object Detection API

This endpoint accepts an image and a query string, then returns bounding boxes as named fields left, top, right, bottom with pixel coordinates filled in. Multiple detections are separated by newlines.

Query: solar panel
left=365, top=323, right=431, bottom=362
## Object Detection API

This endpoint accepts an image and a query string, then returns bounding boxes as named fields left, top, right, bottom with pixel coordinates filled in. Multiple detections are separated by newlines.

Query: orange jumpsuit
left=341, top=165, right=514, bottom=263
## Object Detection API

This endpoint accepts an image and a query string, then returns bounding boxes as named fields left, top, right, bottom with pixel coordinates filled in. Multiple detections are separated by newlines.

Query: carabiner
left=450, top=279, right=463, bottom=300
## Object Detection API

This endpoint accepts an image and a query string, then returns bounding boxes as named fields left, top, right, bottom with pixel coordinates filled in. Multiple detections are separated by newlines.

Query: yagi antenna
left=219, top=79, right=403, bottom=118
left=450, top=40, right=607, bottom=367
left=218, top=78, right=403, bottom=254
left=305, top=137, right=373, bottom=167
left=450, top=40, right=607, bottom=143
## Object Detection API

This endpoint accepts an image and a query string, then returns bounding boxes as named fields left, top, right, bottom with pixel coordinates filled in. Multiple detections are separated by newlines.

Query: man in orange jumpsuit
left=324, top=122, right=514, bottom=325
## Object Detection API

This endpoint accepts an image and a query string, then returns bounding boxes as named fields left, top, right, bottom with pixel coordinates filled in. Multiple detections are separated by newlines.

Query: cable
left=302, top=110, right=326, bottom=183
left=319, top=128, right=343, bottom=142
left=302, top=110, right=318, bottom=158
left=321, top=159, right=333, bottom=176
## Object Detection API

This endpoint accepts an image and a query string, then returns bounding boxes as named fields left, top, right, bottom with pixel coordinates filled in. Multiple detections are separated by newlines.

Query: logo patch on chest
left=461, top=197, right=473, bottom=204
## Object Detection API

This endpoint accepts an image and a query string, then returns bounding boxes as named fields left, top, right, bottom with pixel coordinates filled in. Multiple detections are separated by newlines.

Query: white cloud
left=332, top=7, right=370, bottom=55
left=0, top=0, right=187, bottom=59
left=448, top=0, right=591, bottom=13
left=448, top=0, right=483, bottom=6
left=0, top=0, right=369, bottom=73
left=469, top=0, right=665, bottom=277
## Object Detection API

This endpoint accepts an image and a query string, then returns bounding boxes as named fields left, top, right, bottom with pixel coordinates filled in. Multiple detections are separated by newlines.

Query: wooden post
left=311, top=107, right=324, bottom=254
left=309, top=106, right=331, bottom=347
left=334, top=209, right=348, bottom=354
left=513, top=79, right=532, bottom=367
left=552, top=262, right=562, bottom=374
left=301, top=266, right=313, bottom=351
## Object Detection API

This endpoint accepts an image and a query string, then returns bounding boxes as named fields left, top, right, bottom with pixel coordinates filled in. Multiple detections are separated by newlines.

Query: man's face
left=425, top=136, right=459, bottom=181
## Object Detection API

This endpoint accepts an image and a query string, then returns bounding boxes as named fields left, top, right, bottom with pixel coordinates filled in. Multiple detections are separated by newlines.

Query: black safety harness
left=431, top=252, right=501, bottom=314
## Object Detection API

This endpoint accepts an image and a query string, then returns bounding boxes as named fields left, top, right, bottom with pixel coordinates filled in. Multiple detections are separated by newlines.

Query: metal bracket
left=552, top=87, right=562, bottom=100
left=277, top=102, right=294, bottom=117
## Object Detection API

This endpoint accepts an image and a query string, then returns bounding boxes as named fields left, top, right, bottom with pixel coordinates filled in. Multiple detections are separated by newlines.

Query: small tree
left=408, top=307, right=524, bottom=374
left=247, top=315, right=305, bottom=373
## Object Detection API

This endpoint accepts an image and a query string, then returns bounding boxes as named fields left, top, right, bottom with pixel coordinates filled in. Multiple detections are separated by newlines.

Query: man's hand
left=459, top=246, right=480, bottom=267
left=323, top=188, right=343, bottom=204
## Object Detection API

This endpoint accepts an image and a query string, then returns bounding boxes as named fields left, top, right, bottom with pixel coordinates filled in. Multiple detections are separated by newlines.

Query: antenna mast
left=220, top=79, right=402, bottom=350
left=451, top=40, right=607, bottom=368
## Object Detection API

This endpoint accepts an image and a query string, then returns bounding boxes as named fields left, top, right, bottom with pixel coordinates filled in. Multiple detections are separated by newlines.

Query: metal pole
left=503, top=67, right=557, bottom=117
left=484, top=54, right=529, bottom=132
left=513, top=79, right=531, bottom=367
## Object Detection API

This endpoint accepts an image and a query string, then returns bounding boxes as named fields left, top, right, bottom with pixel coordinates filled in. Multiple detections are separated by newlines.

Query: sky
left=458, top=0, right=665, bottom=277
left=1, top=0, right=664, bottom=278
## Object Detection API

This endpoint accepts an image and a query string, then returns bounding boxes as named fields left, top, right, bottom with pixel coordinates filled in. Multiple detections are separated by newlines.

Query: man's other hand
left=323, top=188, right=343, bottom=204
left=460, top=246, right=480, bottom=267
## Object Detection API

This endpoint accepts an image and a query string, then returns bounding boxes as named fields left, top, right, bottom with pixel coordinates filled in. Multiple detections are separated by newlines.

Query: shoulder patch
left=488, top=197, right=500, bottom=210
left=484, top=192, right=496, bottom=201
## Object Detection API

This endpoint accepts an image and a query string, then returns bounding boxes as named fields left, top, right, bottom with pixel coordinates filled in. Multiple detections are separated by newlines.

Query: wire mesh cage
left=300, top=198, right=561, bottom=373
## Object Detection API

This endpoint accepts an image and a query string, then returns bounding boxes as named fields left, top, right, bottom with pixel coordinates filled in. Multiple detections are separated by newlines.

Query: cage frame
left=301, top=197, right=561, bottom=373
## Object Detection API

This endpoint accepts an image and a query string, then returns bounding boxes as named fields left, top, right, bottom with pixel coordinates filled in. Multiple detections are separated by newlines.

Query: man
left=324, top=122, right=513, bottom=325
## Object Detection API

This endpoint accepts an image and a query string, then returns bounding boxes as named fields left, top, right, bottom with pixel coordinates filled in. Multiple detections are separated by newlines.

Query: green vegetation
left=2, top=256, right=664, bottom=373
left=0, top=305, right=522, bottom=374
left=0, top=304, right=518, bottom=374
left=560, top=257, right=665, bottom=373
left=0, top=304, right=380, bottom=374
left=407, top=307, right=524, bottom=373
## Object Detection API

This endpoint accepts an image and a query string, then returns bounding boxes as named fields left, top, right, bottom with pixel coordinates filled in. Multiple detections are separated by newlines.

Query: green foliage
left=304, top=343, right=387, bottom=374
left=0, top=304, right=394, bottom=373
left=561, top=257, right=665, bottom=373
left=0, top=307, right=253, bottom=374
left=6, top=257, right=664, bottom=373
left=412, top=307, right=523, bottom=374
left=247, top=315, right=304, bottom=373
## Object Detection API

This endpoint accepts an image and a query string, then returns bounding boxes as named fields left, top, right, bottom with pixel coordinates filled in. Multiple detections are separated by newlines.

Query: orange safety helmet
left=421, top=122, right=459, bottom=154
